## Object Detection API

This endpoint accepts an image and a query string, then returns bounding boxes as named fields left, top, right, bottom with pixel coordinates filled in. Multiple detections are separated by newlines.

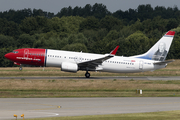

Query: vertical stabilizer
left=133, top=31, right=175, bottom=61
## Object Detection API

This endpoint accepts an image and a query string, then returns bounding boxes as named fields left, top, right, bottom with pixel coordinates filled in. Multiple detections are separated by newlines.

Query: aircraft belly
left=102, top=64, right=140, bottom=73
left=46, top=58, right=61, bottom=67
left=154, top=64, right=166, bottom=70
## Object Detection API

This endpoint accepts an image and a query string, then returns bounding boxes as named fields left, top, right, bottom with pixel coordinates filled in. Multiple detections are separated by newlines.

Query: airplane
left=4, top=31, right=175, bottom=78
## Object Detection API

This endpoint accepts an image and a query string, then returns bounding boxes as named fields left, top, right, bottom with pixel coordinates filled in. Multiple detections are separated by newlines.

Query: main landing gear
left=85, top=71, right=90, bottom=78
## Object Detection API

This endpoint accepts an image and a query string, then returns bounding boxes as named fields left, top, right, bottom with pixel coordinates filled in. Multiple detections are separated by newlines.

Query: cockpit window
left=12, top=51, right=18, bottom=54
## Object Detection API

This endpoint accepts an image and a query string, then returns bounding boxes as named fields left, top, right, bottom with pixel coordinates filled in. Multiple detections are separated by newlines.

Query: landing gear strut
left=85, top=71, right=90, bottom=78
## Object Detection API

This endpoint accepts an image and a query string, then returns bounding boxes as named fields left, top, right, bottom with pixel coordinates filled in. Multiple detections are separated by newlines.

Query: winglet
left=110, top=46, right=119, bottom=55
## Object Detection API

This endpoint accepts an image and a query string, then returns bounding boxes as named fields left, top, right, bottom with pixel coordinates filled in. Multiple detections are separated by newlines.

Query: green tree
left=119, top=26, right=135, bottom=39
left=45, top=17, right=68, bottom=33
left=125, top=31, right=150, bottom=56
left=79, top=16, right=99, bottom=31
left=103, top=30, right=119, bottom=53
left=0, top=35, right=16, bottom=48
left=20, top=17, right=39, bottom=34
left=137, top=4, right=153, bottom=21
left=60, top=16, right=84, bottom=33
left=0, top=47, right=15, bottom=67
left=166, top=18, right=179, bottom=30
left=68, top=33, right=88, bottom=45
left=20, top=16, right=48, bottom=35
left=92, top=3, right=111, bottom=19
left=152, top=16, right=168, bottom=33
left=83, top=4, right=92, bottom=17
left=17, top=34, right=35, bottom=48
left=82, top=29, right=108, bottom=54
left=0, top=18, right=21, bottom=38
left=73, top=6, right=82, bottom=16
left=100, top=16, right=123, bottom=31
left=46, top=16, right=84, bottom=34
left=168, top=27, right=180, bottom=59
left=62, top=43, right=88, bottom=52
left=32, top=32, right=68, bottom=50
left=57, top=7, right=67, bottom=17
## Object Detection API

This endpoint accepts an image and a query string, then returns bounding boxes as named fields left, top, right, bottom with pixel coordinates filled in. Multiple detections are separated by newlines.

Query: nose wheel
left=85, top=72, right=90, bottom=78
left=19, top=67, right=22, bottom=71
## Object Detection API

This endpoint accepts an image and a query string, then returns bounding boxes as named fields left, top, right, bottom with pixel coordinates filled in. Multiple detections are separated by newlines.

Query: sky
left=0, top=0, right=180, bottom=14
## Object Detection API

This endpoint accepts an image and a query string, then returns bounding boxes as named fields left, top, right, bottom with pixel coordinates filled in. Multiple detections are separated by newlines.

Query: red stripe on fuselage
left=5, top=48, right=46, bottom=66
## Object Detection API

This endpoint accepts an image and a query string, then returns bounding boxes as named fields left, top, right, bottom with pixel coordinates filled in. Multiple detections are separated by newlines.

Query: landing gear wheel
left=85, top=72, right=90, bottom=78
left=19, top=67, right=22, bottom=71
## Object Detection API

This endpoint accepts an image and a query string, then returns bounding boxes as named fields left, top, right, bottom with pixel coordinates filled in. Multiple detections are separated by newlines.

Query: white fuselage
left=46, top=49, right=165, bottom=73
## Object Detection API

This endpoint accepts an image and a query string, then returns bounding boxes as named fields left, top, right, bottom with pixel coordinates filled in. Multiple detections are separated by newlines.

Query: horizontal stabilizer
left=153, top=60, right=174, bottom=65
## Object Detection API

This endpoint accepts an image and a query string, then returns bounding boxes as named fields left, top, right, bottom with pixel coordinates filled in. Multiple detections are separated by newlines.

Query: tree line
left=1, top=3, right=180, bottom=67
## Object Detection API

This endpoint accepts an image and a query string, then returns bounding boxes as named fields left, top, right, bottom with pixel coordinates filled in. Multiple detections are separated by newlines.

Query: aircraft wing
left=78, top=46, right=119, bottom=70
left=153, top=60, right=174, bottom=65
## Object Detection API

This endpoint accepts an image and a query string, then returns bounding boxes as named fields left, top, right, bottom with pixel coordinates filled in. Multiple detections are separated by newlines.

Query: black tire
left=19, top=67, right=22, bottom=71
left=85, top=72, right=90, bottom=78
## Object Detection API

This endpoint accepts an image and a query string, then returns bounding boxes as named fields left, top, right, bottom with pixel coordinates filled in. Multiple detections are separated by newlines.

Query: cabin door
left=139, top=61, right=143, bottom=70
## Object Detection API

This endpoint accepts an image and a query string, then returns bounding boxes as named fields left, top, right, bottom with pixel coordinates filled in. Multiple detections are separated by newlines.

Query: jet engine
left=61, top=62, right=78, bottom=72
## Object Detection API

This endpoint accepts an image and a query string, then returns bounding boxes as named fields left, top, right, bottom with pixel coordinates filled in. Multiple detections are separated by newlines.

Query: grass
left=20, top=110, right=180, bottom=120
left=0, top=60, right=180, bottom=97
left=1, top=79, right=180, bottom=97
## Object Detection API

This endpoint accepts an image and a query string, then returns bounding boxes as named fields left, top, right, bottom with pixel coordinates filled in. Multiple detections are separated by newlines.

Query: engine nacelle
left=61, top=62, right=78, bottom=72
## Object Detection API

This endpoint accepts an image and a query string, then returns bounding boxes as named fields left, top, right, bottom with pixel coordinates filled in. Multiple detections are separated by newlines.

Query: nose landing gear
left=14, top=62, right=22, bottom=71
left=19, top=66, right=22, bottom=71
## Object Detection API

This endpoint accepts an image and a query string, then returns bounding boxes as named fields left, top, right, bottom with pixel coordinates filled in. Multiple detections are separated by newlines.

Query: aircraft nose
left=4, top=53, right=11, bottom=59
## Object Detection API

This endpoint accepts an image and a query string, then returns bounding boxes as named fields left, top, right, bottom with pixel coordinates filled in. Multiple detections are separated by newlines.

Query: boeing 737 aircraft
left=5, top=31, right=175, bottom=78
